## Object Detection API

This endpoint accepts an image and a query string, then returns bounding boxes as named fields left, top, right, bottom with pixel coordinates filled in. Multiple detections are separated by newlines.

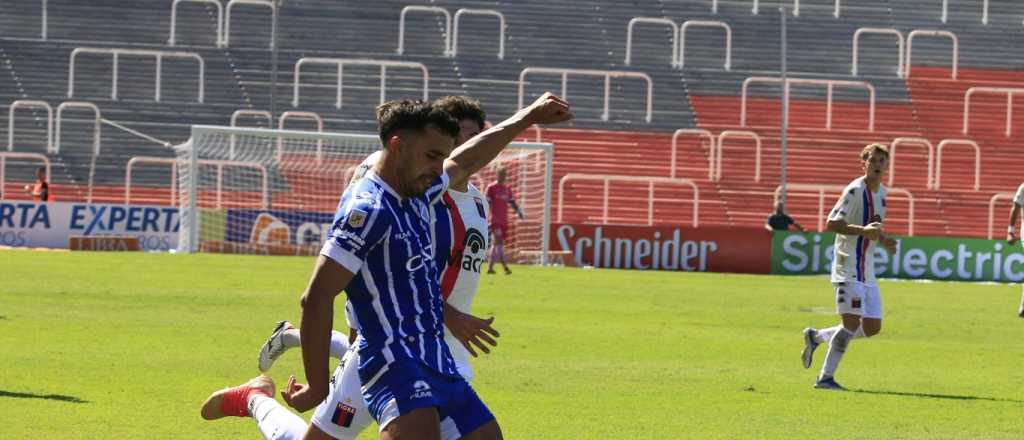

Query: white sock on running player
left=282, top=329, right=350, bottom=360
left=819, top=327, right=854, bottom=379
left=816, top=324, right=866, bottom=344
left=249, top=394, right=308, bottom=440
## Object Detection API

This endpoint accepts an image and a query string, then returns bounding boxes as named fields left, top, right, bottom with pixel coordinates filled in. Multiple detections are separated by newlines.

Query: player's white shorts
left=310, top=347, right=466, bottom=439
left=310, top=349, right=374, bottom=440
left=834, top=281, right=882, bottom=319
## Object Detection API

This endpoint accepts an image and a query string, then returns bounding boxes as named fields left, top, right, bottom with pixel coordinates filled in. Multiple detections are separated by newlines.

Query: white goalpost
left=175, top=125, right=554, bottom=264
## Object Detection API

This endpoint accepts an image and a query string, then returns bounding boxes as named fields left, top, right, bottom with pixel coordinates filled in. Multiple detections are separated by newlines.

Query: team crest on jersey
left=332, top=402, right=357, bottom=428
left=347, top=209, right=367, bottom=228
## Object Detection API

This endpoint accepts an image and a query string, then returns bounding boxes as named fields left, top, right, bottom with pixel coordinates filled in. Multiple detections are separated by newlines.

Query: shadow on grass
left=0, top=390, right=88, bottom=404
left=851, top=388, right=1024, bottom=404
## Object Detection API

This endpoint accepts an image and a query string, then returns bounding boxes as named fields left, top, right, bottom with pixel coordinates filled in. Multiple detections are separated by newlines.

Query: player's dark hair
left=376, top=99, right=460, bottom=145
left=433, top=95, right=486, bottom=131
left=860, top=143, right=890, bottom=161
left=36, top=166, right=46, bottom=176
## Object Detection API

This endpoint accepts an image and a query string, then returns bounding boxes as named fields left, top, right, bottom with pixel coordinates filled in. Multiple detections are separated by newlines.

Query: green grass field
left=3, top=250, right=1024, bottom=439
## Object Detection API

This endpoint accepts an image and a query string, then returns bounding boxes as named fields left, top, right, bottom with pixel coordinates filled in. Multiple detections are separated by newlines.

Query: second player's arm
left=289, top=257, right=355, bottom=412
left=826, top=218, right=881, bottom=240
left=445, top=93, right=570, bottom=187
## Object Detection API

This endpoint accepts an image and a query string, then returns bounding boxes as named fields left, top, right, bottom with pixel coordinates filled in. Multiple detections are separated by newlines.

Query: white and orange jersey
left=828, top=176, right=887, bottom=286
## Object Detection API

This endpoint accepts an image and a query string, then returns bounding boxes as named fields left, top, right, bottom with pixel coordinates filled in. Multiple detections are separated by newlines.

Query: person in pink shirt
left=485, top=167, right=524, bottom=274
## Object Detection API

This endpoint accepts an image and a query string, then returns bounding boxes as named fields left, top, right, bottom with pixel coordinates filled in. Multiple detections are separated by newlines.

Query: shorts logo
left=411, top=380, right=433, bottom=399
left=332, top=402, right=357, bottom=428
left=347, top=209, right=367, bottom=228
left=851, top=299, right=862, bottom=309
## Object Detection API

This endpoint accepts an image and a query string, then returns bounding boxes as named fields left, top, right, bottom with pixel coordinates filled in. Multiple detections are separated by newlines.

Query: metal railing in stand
left=518, top=67, right=654, bottom=122
left=852, top=28, right=905, bottom=77
left=0, top=152, right=50, bottom=200
left=988, top=192, right=1016, bottom=239
left=452, top=9, right=505, bottom=59
left=935, top=139, right=981, bottom=190
left=54, top=101, right=101, bottom=155
left=624, top=17, right=678, bottom=67
left=224, top=0, right=276, bottom=48
left=557, top=173, right=699, bottom=227
left=169, top=0, right=223, bottom=46
left=292, top=58, right=429, bottom=108
left=670, top=128, right=716, bottom=180
left=7, top=100, right=53, bottom=153
left=906, top=30, right=959, bottom=79
left=125, top=156, right=268, bottom=208
left=716, top=130, right=762, bottom=182
left=741, top=76, right=876, bottom=131
left=68, top=48, right=205, bottom=103
left=888, top=137, right=934, bottom=189
left=679, top=20, right=732, bottom=70
left=397, top=6, right=452, bottom=56
left=962, top=87, right=1024, bottom=137
left=276, top=111, right=324, bottom=163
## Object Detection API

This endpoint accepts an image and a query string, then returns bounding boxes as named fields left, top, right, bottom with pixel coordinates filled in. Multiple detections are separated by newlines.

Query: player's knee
left=864, top=324, right=881, bottom=337
left=830, top=328, right=853, bottom=352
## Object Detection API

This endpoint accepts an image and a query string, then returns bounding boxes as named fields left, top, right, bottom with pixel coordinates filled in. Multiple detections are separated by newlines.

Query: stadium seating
left=2, top=0, right=1024, bottom=239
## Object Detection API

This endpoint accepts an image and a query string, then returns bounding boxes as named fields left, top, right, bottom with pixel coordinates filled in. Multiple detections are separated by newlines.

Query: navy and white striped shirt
left=320, top=171, right=460, bottom=383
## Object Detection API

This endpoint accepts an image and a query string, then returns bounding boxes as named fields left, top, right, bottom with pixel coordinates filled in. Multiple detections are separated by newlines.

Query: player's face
left=457, top=119, right=482, bottom=146
left=496, top=169, right=507, bottom=183
left=862, top=151, right=889, bottom=180
left=398, top=126, right=455, bottom=196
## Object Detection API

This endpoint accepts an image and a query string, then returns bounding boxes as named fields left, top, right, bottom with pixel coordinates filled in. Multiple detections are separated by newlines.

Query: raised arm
left=445, top=93, right=571, bottom=188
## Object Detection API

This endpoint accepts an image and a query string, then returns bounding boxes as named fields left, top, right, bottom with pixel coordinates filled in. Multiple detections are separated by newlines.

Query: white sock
left=283, top=329, right=348, bottom=361
left=248, top=394, right=308, bottom=440
left=819, top=327, right=854, bottom=379
left=281, top=329, right=301, bottom=349
left=329, top=330, right=350, bottom=360
left=816, top=324, right=866, bottom=344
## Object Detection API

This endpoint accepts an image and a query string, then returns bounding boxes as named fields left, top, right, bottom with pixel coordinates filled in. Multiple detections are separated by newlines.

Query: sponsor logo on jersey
left=332, top=402, right=357, bottom=428
left=457, top=228, right=488, bottom=273
left=251, top=213, right=290, bottom=244
left=411, top=380, right=433, bottom=399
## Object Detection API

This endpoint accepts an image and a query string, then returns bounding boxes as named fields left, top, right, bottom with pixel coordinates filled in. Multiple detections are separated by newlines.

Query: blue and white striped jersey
left=320, top=171, right=460, bottom=381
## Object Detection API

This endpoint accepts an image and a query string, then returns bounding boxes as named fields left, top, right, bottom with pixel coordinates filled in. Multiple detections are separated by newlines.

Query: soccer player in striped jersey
left=201, top=93, right=571, bottom=440
left=1006, top=182, right=1024, bottom=317
left=800, top=143, right=897, bottom=390
left=245, top=96, right=500, bottom=440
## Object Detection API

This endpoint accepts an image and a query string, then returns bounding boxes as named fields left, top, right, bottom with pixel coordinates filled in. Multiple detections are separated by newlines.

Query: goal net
left=174, top=125, right=554, bottom=264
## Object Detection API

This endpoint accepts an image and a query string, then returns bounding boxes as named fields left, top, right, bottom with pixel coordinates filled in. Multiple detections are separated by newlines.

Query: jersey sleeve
left=1015, top=183, right=1024, bottom=207
left=348, top=151, right=381, bottom=186
left=827, top=187, right=858, bottom=223
left=423, top=172, right=451, bottom=205
left=319, top=195, right=390, bottom=274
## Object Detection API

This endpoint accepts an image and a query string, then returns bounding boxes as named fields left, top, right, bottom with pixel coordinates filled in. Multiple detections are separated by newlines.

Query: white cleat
left=258, top=321, right=295, bottom=372
left=801, top=328, right=820, bottom=369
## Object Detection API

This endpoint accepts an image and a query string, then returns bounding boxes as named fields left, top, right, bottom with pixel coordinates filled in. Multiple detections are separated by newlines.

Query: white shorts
left=310, top=347, right=466, bottom=440
left=834, top=281, right=882, bottom=319
left=310, top=349, right=374, bottom=440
